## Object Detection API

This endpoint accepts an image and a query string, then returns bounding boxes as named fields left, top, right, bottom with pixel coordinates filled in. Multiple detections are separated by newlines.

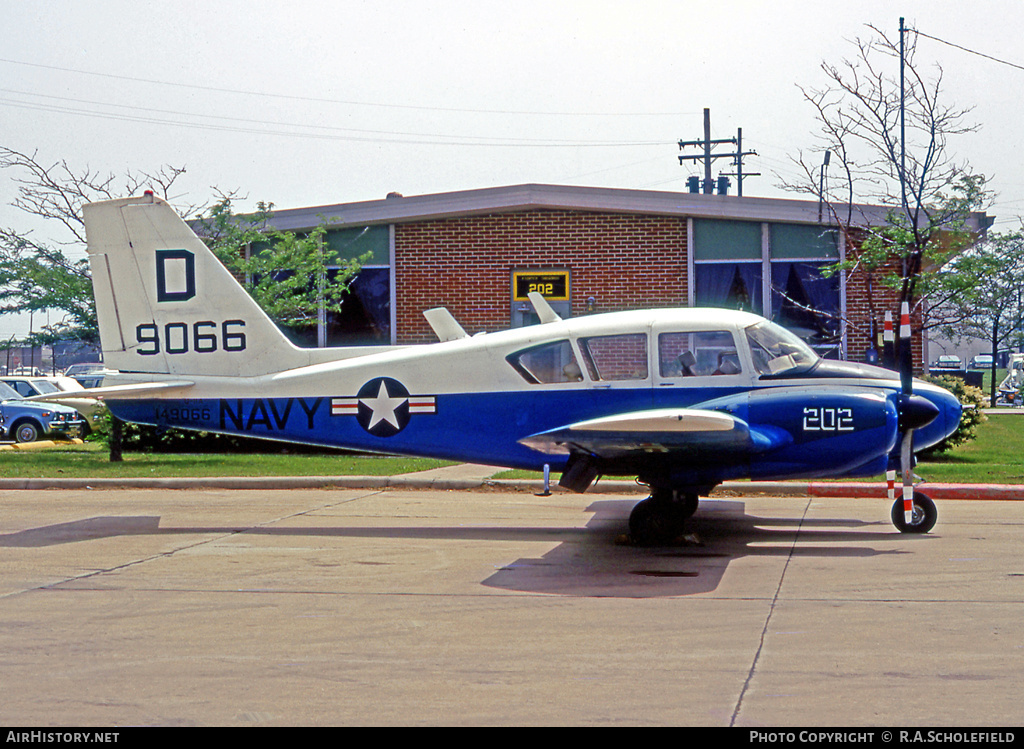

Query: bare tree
left=780, top=22, right=989, bottom=343
left=0, top=147, right=198, bottom=343
left=0, top=146, right=201, bottom=246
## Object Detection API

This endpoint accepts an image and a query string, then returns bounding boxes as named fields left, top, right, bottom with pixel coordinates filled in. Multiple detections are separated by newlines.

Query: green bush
left=922, top=374, right=988, bottom=453
left=89, top=405, right=335, bottom=453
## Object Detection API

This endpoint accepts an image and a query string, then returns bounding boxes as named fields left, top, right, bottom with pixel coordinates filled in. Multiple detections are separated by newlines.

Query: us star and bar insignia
left=331, top=377, right=437, bottom=437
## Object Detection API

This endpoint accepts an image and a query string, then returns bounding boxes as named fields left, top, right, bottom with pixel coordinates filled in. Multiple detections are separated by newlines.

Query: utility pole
left=678, top=108, right=759, bottom=196
left=899, top=16, right=908, bottom=218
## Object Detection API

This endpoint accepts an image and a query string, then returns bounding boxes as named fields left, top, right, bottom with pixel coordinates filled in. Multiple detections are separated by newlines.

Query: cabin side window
left=506, top=340, right=584, bottom=384
left=578, top=333, right=649, bottom=381
left=659, top=331, right=741, bottom=377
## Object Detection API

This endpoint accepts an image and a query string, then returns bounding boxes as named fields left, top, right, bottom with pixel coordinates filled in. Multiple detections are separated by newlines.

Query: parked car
left=931, top=355, right=962, bottom=370
left=0, top=381, right=83, bottom=442
left=1, top=376, right=104, bottom=433
left=971, top=354, right=994, bottom=369
left=63, top=363, right=106, bottom=385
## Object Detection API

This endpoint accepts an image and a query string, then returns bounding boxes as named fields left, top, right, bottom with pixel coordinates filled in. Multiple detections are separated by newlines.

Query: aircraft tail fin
left=85, top=193, right=312, bottom=377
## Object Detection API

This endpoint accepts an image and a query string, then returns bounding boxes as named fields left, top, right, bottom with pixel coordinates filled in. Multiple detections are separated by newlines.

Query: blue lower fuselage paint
left=106, top=375, right=952, bottom=486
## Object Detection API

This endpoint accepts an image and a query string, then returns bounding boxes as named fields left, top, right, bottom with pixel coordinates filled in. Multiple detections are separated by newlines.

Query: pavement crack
left=730, top=497, right=811, bottom=727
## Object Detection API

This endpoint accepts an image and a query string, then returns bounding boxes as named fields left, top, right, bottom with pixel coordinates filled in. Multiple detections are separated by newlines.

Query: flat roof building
left=258, top=183, right=993, bottom=365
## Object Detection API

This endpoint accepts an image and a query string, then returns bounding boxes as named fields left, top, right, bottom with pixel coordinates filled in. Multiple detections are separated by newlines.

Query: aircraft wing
left=25, top=380, right=196, bottom=402
left=518, top=407, right=792, bottom=460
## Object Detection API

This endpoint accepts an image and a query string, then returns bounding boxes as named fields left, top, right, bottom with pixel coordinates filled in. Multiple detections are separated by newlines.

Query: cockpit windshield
left=745, top=321, right=819, bottom=377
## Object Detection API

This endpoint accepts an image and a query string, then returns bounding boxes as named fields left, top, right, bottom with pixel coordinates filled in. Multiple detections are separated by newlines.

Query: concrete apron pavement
left=4, top=483, right=1024, bottom=725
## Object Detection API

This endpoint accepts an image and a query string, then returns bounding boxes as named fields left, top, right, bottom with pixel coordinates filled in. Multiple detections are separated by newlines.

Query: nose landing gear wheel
left=891, top=491, right=937, bottom=534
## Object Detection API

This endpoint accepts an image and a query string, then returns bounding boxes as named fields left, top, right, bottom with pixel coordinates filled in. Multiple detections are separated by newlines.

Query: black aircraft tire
left=891, top=491, right=937, bottom=534
left=650, top=488, right=699, bottom=519
left=629, top=497, right=687, bottom=546
left=678, top=491, right=699, bottom=519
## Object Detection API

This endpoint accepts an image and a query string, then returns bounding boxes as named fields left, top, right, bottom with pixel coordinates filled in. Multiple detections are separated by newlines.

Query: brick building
left=265, top=184, right=992, bottom=366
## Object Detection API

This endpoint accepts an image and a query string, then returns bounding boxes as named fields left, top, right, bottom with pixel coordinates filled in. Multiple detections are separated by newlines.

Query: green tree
left=934, top=231, right=1024, bottom=405
left=195, top=195, right=371, bottom=336
left=0, top=228, right=96, bottom=342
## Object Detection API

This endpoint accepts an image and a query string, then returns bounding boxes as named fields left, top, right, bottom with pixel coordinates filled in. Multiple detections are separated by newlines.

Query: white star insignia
left=360, top=380, right=407, bottom=431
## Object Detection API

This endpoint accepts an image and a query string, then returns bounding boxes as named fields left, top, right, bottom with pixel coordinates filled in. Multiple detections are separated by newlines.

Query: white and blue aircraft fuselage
left=76, top=194, right=963, bottom=544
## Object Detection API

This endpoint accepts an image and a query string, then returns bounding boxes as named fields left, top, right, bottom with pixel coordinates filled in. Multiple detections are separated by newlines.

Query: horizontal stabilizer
left=26, top=380, right=196, bottom=401
left=423, top=307, right=469, bottom=342
left=528, top=292, right=562, bottom=324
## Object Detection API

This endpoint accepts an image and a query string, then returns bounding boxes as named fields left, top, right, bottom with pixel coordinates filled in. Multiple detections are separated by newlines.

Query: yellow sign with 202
left=512, top=270, right=570, bottom=301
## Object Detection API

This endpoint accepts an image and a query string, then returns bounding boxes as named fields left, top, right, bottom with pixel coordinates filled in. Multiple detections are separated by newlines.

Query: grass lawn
left=0, top=441, right=453, bottom=479
left=918, top=412, right=1024, bottom=484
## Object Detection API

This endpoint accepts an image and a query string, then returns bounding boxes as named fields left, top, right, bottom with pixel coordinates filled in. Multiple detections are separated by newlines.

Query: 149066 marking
left=135, top=320, right=246, bottom=355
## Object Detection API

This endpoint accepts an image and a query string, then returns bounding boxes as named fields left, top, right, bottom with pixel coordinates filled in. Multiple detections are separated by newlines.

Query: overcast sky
left=2, top=0, right=1023, bottom=337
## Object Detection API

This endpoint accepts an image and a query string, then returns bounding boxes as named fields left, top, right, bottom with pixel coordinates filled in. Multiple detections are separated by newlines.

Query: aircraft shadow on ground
left=0, top=499, right=915, bottom=598
left=480, top=499, right=908, bottom=597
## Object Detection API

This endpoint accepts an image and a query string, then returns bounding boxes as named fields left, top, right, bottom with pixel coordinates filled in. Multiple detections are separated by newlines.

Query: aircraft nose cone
left=907, top=380, right=964, bottom=450
left=944, top=391, right=966, bottom=438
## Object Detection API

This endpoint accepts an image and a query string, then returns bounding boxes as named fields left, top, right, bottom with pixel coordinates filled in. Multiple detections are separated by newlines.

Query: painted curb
left=0, top=475, right=1020, bottom=500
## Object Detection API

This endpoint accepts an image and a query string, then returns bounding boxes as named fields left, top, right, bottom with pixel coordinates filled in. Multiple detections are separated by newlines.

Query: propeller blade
left=899, top=301, right=913, bottom=395
left=900, top=429, right=915, bottom=525
left=882, top=311, right=895, bottom=370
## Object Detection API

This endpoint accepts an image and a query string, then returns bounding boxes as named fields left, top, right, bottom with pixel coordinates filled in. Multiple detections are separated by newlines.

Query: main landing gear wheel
left=891, top=491, right=937, bottom=534
left=628, top=490, right=698, bottom=546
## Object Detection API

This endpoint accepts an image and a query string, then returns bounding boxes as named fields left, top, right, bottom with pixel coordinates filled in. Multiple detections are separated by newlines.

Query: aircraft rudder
left=84, top=194, right=300, bottom=377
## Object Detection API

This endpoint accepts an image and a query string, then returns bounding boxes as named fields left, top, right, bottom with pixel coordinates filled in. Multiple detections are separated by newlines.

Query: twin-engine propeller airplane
left=71, top=193, right=963, bottom=545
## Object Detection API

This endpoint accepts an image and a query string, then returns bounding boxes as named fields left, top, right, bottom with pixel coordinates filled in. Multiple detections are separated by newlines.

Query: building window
left=692, top=219, right=842, bottom=356
left=694, top=263, right=763, bottom=314
left=325, top=266, right=391, bottom=345
left=692, top=219, right=764, bottom=314
left=768, top=224, right=841, bottom=355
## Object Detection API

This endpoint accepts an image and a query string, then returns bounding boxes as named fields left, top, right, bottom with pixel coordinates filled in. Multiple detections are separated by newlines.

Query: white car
left=0, top=376, right=105, bottom=433
left=931, top=355, right=962, bottom=370
left=63, top=362, right=106, bottom=384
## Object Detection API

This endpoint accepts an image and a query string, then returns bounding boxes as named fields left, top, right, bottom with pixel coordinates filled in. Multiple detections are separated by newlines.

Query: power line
left=0, top=56, right=694, bottom=118
left=0, top=88, right=665, bottom=147
left=677, top=108, right=758, bottom=196
left=912, top=28, right=1024, bottom=73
